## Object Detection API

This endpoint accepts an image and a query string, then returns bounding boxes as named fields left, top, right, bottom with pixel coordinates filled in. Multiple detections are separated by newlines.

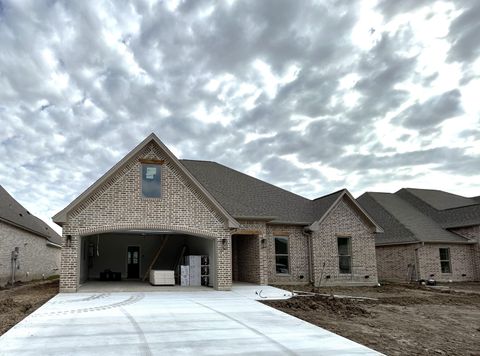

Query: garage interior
left=79, top=231, right=215, bottom=288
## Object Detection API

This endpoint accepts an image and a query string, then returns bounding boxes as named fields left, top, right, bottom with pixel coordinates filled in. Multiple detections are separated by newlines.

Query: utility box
left=185, top=255, right=209, bottom=287
left=180, top=265, right=190, bottom=286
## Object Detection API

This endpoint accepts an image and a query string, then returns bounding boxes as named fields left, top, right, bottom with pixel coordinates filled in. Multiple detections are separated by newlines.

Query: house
left=358, top=189, right=480, bottom=282
left=0, top=185, right=61, bottom=286
left=53, top=133, right=382, bottom=292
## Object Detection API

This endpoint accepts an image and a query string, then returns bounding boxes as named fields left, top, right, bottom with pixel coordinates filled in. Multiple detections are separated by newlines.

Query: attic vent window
left=141, top=164, right=161, bottom=198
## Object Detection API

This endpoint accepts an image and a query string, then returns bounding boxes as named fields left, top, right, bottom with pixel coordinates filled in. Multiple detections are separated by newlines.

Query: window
left=439, top=248, right=451, bottom=273
left=337, top=237, right=352, bottom=274
left=141, top=164, right=161, bottom=198
left=274, top=237, right=289, bottom=274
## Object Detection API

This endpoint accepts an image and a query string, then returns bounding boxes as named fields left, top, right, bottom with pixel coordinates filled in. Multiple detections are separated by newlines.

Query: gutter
left=234, top=216, right=278, bottom=222
left=376, top=240, right=476, bottom=247
left=46, top=241, right=62, bottom=248
left=267, top=220, right=312, bottom=226
left=0, top=217, right=59, bottom=243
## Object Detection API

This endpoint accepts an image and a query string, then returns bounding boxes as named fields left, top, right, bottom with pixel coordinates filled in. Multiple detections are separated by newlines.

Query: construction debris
left=292, top=290, right=379, bottom=301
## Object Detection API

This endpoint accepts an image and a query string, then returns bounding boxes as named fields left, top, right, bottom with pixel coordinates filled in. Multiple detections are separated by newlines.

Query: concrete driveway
left=0, top=285, right=380, bottom=355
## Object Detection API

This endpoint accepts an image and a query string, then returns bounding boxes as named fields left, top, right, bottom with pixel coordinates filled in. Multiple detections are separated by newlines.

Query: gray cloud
left=447, top=1, right=480, bottom=64
left=392, top=89, right=463, bottom=134
left=0, top=0, right=478, bottom=230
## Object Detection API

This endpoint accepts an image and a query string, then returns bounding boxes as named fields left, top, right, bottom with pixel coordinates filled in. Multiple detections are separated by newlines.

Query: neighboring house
left=358, top=189, right=480, bottom=282
left=53, top=133, right=382, bottom=292
left=0, top=185, right=61, bottom=286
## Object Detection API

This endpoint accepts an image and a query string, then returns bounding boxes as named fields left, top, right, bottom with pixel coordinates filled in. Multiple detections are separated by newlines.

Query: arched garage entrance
left=78, top=229, right=216, bottom=289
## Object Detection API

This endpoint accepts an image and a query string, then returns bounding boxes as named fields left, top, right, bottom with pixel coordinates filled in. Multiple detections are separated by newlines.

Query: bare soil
left=0, top=280, right=59, bottom=335
left=264, top=283, right=480, bottom=356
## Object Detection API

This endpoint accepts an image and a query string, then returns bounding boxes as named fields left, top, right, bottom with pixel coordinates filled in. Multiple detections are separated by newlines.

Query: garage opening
left=231, top=234, right=261, bottom=284
left=79, top=231, right=215, bottom=288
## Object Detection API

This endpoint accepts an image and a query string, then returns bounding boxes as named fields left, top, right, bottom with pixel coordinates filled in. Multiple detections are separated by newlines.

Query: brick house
left=53, top=133, right=382, bottom=292
left=358, top=189, right=480, bottom=282
left=0, top=185, right=61, bottom=286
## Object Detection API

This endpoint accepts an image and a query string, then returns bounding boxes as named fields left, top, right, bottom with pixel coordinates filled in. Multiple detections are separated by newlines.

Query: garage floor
left=0, top=286, right=380, bottom=355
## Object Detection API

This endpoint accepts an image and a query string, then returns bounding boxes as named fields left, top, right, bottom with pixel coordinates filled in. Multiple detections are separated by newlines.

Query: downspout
left=302, top=228, right=314, bottom=284
left=413, top=242, right=424, bottom=281
left=11, top=247, right=19, bottom=286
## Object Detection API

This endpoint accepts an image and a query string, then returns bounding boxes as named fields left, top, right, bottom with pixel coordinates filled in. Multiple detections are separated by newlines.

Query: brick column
left=60, top=231, right=79, bottom=292
left=216, top=234, right=232, bottom=290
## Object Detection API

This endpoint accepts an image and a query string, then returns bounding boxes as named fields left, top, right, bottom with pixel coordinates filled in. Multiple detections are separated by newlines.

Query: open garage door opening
left=79, top=231, right=215, bottom=289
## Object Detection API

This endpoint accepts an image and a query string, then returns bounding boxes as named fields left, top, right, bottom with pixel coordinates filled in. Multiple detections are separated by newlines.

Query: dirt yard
left=0, top=280, right=59, bottom=335
left=265, top=283, right=480, bottom=356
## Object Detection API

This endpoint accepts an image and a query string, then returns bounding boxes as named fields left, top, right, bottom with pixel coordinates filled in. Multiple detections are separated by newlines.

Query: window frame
left=439, top=248, right=452, bottom=274
left=140, top=163, right=162, bottom=199
left=337, top=236, right=352, bottom=274
left=274, top=236, right=290, bottom=275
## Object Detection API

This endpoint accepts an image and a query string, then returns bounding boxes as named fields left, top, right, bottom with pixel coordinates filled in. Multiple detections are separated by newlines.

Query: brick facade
left=376, top=242, right=478, bottom=282
left=451, top=225, right=480, bottom=280
left=0, top=221, right=61, bottom=286
left=60, top=142, right=232, bottom=292
left=231, top=199, right=379, bottom=287
left=417, top=243, right=477, bottom=282
left=59, top=138, right=380, bottom=292
left=376, top=244, right=418, bottom=282
left=312, top=198, right=378, bottom=286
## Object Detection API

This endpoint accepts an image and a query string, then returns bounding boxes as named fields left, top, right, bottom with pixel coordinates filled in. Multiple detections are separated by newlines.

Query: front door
left=127, top=246, right=140, bottom=279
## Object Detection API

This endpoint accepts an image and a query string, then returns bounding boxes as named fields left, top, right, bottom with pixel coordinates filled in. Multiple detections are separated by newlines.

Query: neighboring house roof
left=358, top=191, right=474, bottom=245
left=357, top=193, right=416, bottom=245
left=403, top=188, right=478, bottom=210
left=397, top=188, right=480, bottom=229
left=0, top=185, right=62, bottom=245
left=181, top=160, right=383, bottom=232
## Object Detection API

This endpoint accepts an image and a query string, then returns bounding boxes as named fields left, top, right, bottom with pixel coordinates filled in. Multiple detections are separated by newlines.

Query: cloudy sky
left=1, top=0, right=479, bottom=233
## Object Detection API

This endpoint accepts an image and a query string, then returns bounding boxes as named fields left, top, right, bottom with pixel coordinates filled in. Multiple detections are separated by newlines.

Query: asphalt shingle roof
left=180, top=159, right=345, bottom=224
left=0, top=185, right=61, bottom=245
left=404, top=188, right=478, bottom=210
left=357, top=193, right=416, bottom=244
left=358, top=192, right=469, bottom=244
left=397, top=188, right=480, bottom=229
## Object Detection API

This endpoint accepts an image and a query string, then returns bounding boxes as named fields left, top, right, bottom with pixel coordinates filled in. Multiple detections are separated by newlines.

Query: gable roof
left=180, top=159, right=313, bottom=223
left=358, top=191, right=472, bottom=245
left=0, top=185, right=61, bottom=245
left=181, top=160, right=382, bottom=231
left=403, top=188, right=478, bottom=210
left=53, top=133, right=240, bottom=229
left=397, top=188, right=480, bottom=229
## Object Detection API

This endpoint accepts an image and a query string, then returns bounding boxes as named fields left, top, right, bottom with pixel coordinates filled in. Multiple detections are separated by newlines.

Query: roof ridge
left=312, top=188, right=346, bottom=201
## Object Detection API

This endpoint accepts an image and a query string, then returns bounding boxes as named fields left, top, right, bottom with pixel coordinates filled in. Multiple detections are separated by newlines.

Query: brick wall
left=60, top=142, right=231, bottom=292
left=266, top=224, right=310, bottom=285
left=0, top=221, right=61, bottom=286
left=232, top=235, right=260, bottom=283
left=235, top=221, right=268, bottom=285
left=376, top=242, right=479, bottom=283
left=376, top=244, right=418, bottom=282
left=417, top=243, right=477, bottom=282
left=312, top=198, right=378, bottom=286
left=450, top=225, right=480, bottom=280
